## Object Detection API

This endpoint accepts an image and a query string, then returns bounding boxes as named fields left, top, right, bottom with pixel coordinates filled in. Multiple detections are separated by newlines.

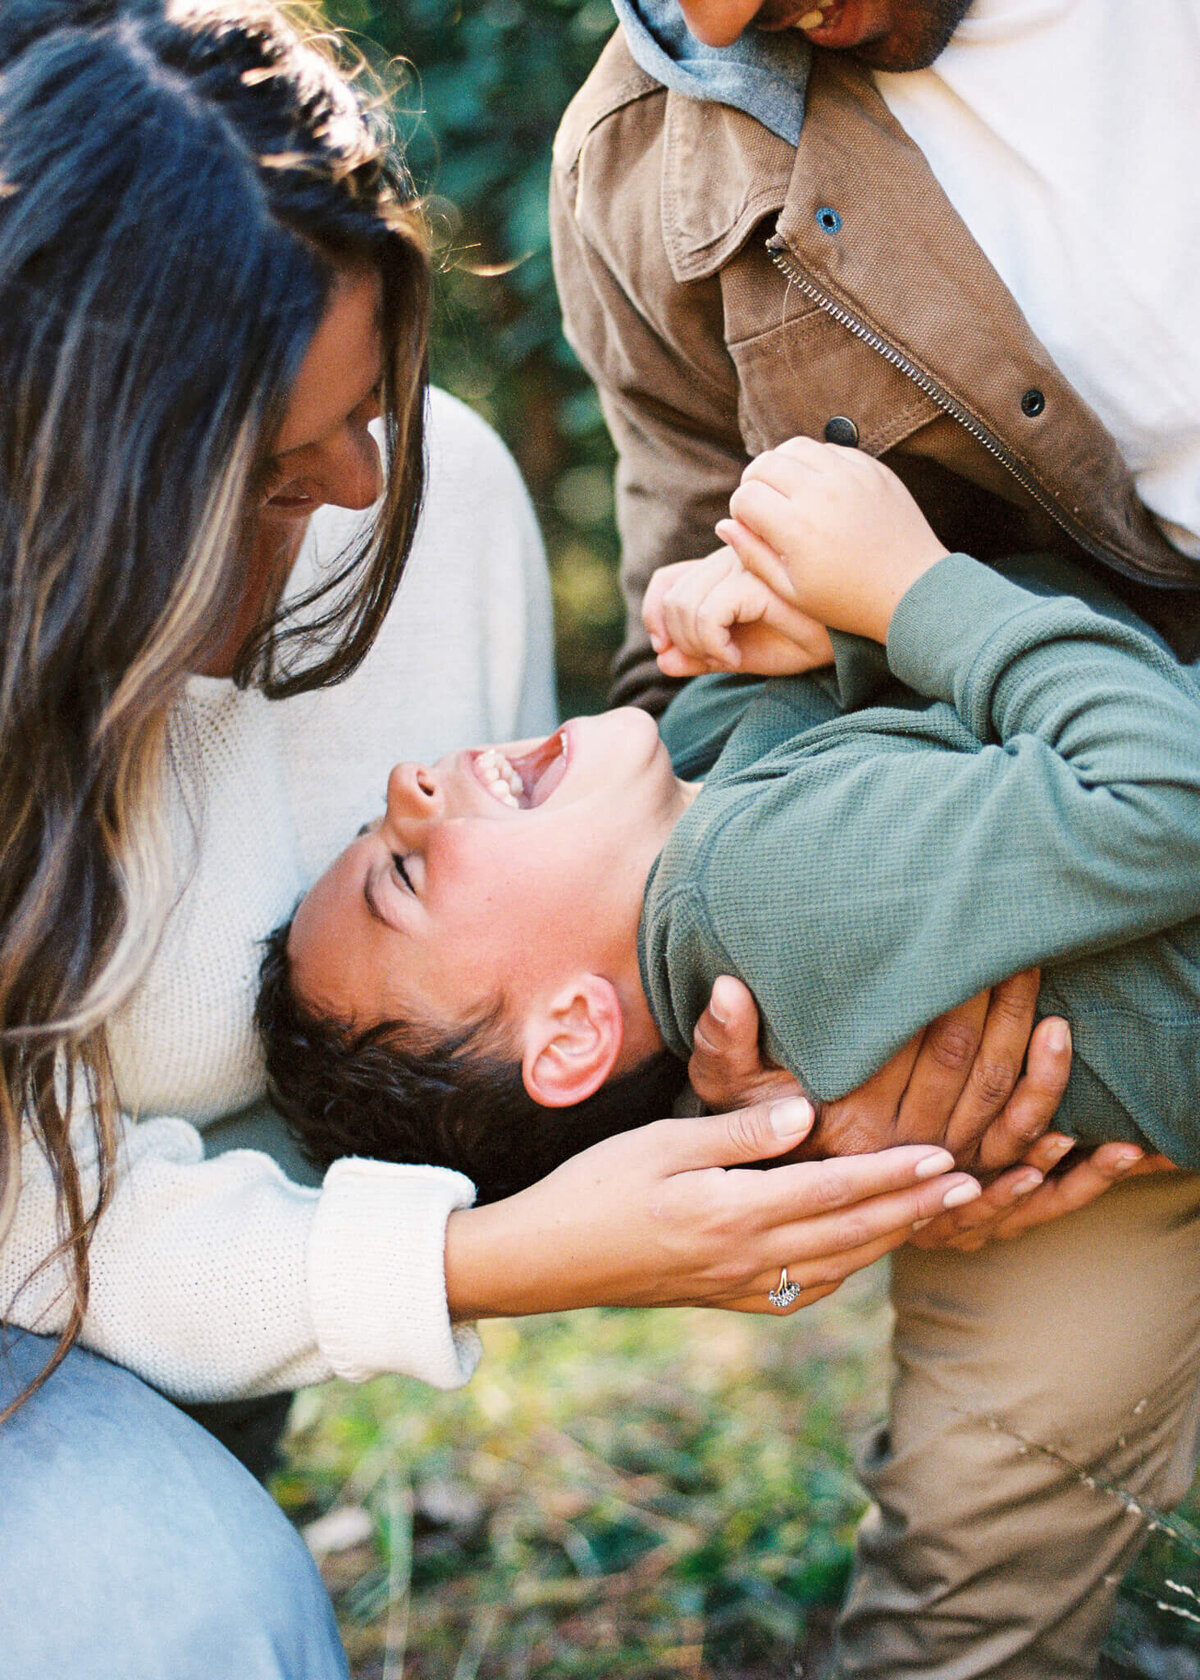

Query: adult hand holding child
left=649, top=437, right=1167, bottom=1246
left=443, top=1095, right=981, bottom=1320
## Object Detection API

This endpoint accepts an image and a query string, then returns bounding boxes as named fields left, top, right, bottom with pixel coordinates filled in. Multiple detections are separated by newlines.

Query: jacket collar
left=660, top=83, right=794, bottom=283
left=660, top=53, right=924, bottom=285
left=660, top=52, right=1198, bottom=588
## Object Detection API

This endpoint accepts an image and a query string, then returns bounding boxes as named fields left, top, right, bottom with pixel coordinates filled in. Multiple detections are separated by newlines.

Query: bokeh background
left=288, top=4, right=1200, bottom=1674
left=328, top=0, right=626, bottom=716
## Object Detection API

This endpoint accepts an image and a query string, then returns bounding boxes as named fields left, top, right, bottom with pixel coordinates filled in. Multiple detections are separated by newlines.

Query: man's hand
left=909, top=1138, right=1177, bottom=1251
left=690, top=971, right=1070, bottom=1176
left=643, top=547, right=834, bottom=678
left=719, top=437, right=949, bottom=644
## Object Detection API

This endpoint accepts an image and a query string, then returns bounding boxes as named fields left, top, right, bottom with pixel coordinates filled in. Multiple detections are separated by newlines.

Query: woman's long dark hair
left=0, top=0, right=430, bottom=1412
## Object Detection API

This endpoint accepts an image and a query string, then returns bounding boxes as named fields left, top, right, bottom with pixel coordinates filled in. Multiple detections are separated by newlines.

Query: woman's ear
left=521, top=975, right=625, bottom=1108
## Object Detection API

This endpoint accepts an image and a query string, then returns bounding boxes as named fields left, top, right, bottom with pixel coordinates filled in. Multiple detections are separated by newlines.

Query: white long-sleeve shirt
left=1, top=389, right=557, bottom=1402
left=874, top=0, right=1200, bottom=556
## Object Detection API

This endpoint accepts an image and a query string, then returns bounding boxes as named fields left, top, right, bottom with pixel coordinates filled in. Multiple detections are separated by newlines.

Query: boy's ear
left=521, top=975, right=624, bottom=1108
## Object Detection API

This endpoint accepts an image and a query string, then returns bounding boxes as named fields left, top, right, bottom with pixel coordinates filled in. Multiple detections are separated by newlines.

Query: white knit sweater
left=2, top=390, right=557, bottom=1402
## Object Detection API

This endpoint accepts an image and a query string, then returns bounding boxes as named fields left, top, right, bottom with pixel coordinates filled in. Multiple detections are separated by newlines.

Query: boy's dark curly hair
left=255, top=919, right=690, bottom=1205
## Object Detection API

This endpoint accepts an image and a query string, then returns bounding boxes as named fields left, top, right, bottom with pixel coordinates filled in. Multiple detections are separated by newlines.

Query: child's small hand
left=643, top=547, right=834, bottom=678
left=718, top=438, right=950, bottom=644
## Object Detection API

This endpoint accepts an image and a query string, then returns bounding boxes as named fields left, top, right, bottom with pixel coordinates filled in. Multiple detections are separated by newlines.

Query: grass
left=274, top=1266, right=1200, bottom=1679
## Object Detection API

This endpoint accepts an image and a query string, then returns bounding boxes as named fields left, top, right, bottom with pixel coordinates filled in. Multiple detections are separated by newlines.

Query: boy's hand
left=643, top=548, right=834, bottom=678
left=719, top=437, right=950, bottom=644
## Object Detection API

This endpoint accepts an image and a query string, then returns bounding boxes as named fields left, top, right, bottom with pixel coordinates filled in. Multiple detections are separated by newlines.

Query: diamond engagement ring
left=768, top=1267, right=801, bottom=1309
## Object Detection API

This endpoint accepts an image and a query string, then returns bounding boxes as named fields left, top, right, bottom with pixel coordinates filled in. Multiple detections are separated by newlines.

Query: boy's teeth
left=478, top=748, right=524, bottom=805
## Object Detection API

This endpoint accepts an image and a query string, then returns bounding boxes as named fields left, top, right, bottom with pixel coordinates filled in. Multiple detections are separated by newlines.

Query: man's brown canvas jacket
left=550, top=30, right=1200, bottom=714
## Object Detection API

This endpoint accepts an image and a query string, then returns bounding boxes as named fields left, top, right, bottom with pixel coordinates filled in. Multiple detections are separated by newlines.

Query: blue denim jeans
left=0, top=1332, right=348, bottom=1679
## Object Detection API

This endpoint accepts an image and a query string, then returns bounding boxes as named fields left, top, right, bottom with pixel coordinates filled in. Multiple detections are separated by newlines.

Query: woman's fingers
left=909, top=1139, right=1157, bottom=1251
left=907, top=1162, right=1048, bottom=1249
left=688, top=975, right=802, bottom=1108
left=714, top=1166, right=982, bottom=1311
left=657, top=1095, right=818, bottom=1172
left=718, top=1146, right=974, bottom=1239
left=747, top=1159, right=979, bottom=1252
left=715, top=1233, right=904, bottom=1314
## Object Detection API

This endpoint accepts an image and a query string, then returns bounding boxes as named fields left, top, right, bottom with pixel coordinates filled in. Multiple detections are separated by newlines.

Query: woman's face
left=195, top=266, right=385, bottom=677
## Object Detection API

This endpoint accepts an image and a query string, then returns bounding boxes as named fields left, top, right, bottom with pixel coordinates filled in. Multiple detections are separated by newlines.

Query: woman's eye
left=391, top=853, right=414, bottom=892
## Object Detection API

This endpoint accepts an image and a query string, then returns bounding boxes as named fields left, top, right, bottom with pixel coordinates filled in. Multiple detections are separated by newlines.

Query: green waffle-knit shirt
left=639, top=553, right=1200, bottom=1169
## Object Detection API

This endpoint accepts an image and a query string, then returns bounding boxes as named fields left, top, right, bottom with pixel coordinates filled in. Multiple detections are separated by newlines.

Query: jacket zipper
left=767, top=237, right=1192, bottom=591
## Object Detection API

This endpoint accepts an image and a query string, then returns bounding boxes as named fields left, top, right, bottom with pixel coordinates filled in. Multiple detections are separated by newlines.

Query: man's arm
left=551, top=112, right=751, bottom=713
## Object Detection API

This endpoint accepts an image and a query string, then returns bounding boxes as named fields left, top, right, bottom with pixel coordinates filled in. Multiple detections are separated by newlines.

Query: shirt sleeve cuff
left=307, top=1157, right=482, bottom=1390
left=886, top=551, right=1036, bottom=702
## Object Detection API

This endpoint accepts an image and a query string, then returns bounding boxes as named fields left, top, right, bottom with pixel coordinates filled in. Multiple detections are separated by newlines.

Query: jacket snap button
left=815, top=205, right=842, bottom=234
left=1021, top=387, right=1046, bottom=417
left=824, top=416, right=859, bottom=447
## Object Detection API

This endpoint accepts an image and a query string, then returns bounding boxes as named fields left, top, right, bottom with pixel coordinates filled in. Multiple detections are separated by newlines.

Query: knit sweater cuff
left=887, top=551, right=1034, bottom=700
left=308, top=1158, right=482, bottom=1390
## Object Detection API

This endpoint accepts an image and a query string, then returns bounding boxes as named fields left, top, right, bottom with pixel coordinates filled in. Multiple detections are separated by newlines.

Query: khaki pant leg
left=833, top=1172, right=1200, bottom=1680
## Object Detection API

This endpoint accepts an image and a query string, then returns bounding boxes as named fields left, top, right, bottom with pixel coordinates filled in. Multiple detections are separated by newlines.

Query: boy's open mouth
left=472, top=728, right=569, bottom=810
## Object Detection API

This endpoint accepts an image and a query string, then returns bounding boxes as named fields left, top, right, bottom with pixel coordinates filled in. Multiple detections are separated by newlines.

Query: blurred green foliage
left=279, top=1279, right=1200, bottom=1679
left=279, top=1275, right=896, bottom=1678
left=324, top=0, right=623, bottom=715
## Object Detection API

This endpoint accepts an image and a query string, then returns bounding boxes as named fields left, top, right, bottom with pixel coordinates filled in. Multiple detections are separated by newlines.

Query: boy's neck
left=612, top=777, right=702, bottom=1070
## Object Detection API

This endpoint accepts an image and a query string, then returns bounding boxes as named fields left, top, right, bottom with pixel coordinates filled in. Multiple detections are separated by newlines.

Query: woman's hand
left=442, top=1098, right=980, bottom=1320
left=689, top=972, right=1070, bottom=1176
left=643, top=547, right=834, bottom=678
left=719, top=437, right=949, bottom=644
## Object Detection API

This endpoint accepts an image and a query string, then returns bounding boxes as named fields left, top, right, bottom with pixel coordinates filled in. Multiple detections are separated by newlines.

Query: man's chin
left=841, top=0, right=975, bottom=71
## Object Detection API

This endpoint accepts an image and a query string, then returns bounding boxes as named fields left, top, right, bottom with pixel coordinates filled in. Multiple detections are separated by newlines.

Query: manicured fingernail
left=942, top=1179, right=981, bottom=1210
left=911, top=1217, right=933, bottom=1231
left=1009, top=1171, right=1042, bottom=1199
left=1048, top=1021, right=1070, bottom=1053
left=914, top=1149, right=954, bottom=1180
left=1112, top=1149, right=1142, bottom=1175
left=1044, top=1135, right=1076, bottom=1163
left=770, top=1098, right=814, bottom=1138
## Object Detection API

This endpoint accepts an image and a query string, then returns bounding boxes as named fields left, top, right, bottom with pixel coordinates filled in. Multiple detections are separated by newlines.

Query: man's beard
left=848, top=0, right=975, bottom=71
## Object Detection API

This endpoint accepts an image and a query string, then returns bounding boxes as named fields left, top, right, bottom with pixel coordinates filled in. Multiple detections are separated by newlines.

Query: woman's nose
left=316, top=419, right=383, bottom=511
left=385, top=761, right=442, bottom=827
